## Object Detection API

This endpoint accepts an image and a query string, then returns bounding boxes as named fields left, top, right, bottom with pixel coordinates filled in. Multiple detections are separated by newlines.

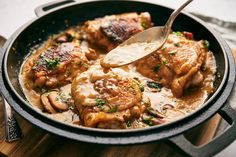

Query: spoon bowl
left=101, top=0, right=193, bottom=68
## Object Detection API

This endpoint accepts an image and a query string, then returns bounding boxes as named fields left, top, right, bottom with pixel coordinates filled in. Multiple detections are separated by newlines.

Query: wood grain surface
left=0, top=49, right=235, bottom=157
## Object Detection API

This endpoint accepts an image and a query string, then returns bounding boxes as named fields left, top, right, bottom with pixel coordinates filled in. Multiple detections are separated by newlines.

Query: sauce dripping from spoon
left=100, top=0, right=193, bottom=68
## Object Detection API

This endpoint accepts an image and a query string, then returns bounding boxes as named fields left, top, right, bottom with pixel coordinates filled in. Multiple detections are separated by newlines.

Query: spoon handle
left=3, top=99, right=22, bottom=142
left=164, top=0, right=193, bottom=36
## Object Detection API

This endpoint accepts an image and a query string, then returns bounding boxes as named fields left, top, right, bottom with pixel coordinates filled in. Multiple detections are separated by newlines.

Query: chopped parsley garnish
left=141, top=22, right=148, bottom=29
left=174, top=43, right=180, bottom=47
left=44, top=58, right=60, bottom=69
left=55, top=96, right=60, bottom=102
left=138, top=83, right=145, bottom=92
left=32, top=65, right=37, bottom=70
left=132, top=79, right=144, bottom=92
left=147, top=81, right=162, bottom=90
left=126, top=121, right=132, bottom=127
left=143, top=116, right=153, bottom=126
left=173, top=31, right=182, bottom=36
left=168, top=50, right=177, bottom=56
left=130, top=84, right=135, bottom=89
left=96, top=98, right=106, bottom=107
left=108, top=105, right=118, bottom=113
left=162, top=60, right=167, bottom=65
left=153, top=64, right=161, bottom=73
left=161, top=47, right=166, bottom=51
left=204, top=40, right=210, bottom=49
left=67, top=35, right=74, bottom=42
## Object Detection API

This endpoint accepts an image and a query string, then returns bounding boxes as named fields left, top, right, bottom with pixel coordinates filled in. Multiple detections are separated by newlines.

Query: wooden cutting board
left=0, top=49, right=235, bottom=157
left=0, top=100, right=222, bottom=157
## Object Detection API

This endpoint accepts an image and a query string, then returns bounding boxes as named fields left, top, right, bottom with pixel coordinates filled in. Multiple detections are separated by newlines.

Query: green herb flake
left=204, top=40, right=210, bottom=49
left=44, top=58, right=60, bottom=69
left=147, top=81, right=162, bottom=90
left=143, top=116, right=153, bottom=126
left=132, top=78, right=144, bottom=92
left=168, top=51, right=177, bottom=56
left=99, top=107, right=104, bottom=111
left=161, top=47, right=166, bottom=51
left=173, top=31, right=182, bottom=36
left=133, top=77, right=139, bottom=81
left=96, top=98, right=106, bottom=107
left=174, top=43, right=180, bottom=47
left=56, top=97, right=60, bottom=102
left=162, top=60, right=168, bottom=65
left=108, top=105, right=118, bottom=113
left=130, top=84, right=135, bottom=89
left=153, top=64, right=161, bottom=73
left=68, top=35, right=74, bottom=42
left=138, top=84, right=145, bottom=92
left=32, top=66, right=37, bottom=70
left=141, top=22, right=147, bottom=29
left=126, top=121, right=132, bottom=127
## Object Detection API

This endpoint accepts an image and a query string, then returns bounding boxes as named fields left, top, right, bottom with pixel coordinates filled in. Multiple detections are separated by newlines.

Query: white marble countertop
left=0, top=0, right=236, bottom=156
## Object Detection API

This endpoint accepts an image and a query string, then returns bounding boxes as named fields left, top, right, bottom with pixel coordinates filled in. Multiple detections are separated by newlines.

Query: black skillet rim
left=0, top=0, right=234, bottom=144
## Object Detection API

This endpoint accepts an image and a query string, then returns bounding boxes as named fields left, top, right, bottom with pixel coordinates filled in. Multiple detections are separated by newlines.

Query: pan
left=0, top=1, right=236, bottom=156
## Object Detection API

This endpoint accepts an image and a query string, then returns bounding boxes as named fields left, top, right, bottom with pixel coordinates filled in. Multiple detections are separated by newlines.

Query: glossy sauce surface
left=101, top=41, right=161, bottom=68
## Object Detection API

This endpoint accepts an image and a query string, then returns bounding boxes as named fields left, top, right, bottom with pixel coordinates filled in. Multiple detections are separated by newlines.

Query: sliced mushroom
left=151, top=117, right=165, bottom=125
left=162, top=104, right=174, bottom=110
left=41, top=93, right=57, bottom=114
left=48, top=91, right=69, bottom=111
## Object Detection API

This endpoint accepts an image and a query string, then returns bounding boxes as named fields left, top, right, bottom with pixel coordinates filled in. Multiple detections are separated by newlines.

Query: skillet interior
left=0, top=1, right=230, bottom=142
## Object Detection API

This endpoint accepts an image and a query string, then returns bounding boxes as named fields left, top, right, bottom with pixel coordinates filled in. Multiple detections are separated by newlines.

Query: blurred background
left=0, top=0, right=236, bottom=49
left=0, top=0, right=236, bottom=156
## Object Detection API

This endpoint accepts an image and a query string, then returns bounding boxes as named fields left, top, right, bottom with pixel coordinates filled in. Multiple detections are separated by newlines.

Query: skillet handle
left=34, top=0, right=76, bottom=17
left=168, top=102, right=236, bottom=157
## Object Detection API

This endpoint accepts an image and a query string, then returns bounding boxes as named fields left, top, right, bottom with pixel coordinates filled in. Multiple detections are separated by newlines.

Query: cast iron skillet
left=0, top=0, right=236, bottom=156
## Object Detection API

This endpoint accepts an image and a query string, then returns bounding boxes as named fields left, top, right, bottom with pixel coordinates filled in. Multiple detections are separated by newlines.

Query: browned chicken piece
left=29, top=42, right=94, bottom=90
left=136, top=32, right=208, bottom=97
left=83, top=12, right=153, bottom=52
left=71, top=65, right=148, bottom=129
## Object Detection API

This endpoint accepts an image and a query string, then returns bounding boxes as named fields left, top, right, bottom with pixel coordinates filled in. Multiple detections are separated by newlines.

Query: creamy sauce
left=101, top=41, right=161, bottom=68
left=19, top=41, right=216, bottom=127
left=19, top=21, right=217, bottom=129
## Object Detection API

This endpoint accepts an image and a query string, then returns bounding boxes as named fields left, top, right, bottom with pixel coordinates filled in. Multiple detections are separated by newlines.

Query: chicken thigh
left=83, top=12, right=153, bottom=52
left=136, top=32, right=208, bottom=97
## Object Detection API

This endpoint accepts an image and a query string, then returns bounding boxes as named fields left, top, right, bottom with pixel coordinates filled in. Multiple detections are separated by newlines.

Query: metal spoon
left=0, top=35, right=22, bottom=142
left=101, top=0, right=193, bottom=68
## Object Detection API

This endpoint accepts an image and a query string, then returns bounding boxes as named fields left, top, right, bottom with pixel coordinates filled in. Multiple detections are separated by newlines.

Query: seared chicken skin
left=83, top=12, right=153, bottom=52
left=71, top=65, right=148, bottom=129
left=136, top=32, right=208, bottom=97
left=29, top=42, right=95, bottom=90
